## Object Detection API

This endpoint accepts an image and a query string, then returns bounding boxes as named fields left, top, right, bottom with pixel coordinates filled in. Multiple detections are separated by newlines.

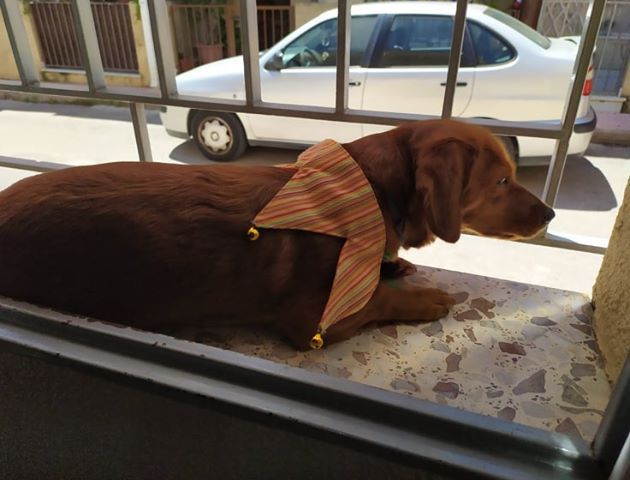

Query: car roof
left=319, top=1, right=488, bottom=19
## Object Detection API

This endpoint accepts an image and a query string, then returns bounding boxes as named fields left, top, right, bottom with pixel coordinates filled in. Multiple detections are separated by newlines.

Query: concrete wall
left=592, top=178, right=630, bottom=383
left=0, top=3, right=150, bottom=88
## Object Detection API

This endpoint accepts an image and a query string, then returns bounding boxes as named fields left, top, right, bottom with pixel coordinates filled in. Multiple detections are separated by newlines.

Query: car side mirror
left=265, top=51, right=283, bottom=71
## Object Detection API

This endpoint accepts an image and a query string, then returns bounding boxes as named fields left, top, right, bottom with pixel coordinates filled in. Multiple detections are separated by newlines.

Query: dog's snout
left=543, top=207, right=555, bottom=223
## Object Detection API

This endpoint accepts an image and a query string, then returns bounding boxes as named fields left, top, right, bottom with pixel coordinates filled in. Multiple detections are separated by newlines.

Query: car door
left=247, top=15, right=378, bottom=144
left=361, top=14, right=475, bottom=136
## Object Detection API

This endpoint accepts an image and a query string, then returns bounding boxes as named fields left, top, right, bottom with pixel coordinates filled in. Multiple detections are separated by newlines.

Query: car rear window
left=468, top=21, right=515, bottom=65
left=484, top=8, right=551, bottom=49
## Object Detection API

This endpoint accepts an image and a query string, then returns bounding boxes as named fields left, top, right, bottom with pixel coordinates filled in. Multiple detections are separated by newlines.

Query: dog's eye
left=498, top=177, right=509, bottom=185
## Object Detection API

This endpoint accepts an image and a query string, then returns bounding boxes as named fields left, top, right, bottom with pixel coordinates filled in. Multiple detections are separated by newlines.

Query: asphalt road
left=1, top=99, right=628, bottom=294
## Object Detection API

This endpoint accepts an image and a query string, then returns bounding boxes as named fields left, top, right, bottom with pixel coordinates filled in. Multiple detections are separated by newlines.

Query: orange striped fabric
left=253, top=139, right=386, bottom=336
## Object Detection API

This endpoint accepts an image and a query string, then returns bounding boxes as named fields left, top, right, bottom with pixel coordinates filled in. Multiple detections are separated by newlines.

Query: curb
left=592, top=130, right=630, bottom=147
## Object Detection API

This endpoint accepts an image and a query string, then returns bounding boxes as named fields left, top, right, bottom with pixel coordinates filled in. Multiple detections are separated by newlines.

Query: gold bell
left=247, top=226, right=260, bottom=241
left=309, top=333, right=324, bottom=350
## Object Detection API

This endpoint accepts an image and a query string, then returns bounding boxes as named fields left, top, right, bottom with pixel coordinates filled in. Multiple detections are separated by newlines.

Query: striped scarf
left=253, top=139, right=386, bottom=344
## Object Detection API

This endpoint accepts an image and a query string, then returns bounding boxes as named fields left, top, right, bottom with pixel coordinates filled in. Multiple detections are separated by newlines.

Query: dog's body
left=0, top=120, right=554, bottom=349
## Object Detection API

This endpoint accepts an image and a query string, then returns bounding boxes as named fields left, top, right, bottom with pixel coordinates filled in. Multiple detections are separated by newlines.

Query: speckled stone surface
left=182, top=266, right=611, bottom=443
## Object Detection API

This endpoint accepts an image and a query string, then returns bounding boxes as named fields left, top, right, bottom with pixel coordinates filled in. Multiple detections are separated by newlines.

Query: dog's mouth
left=461, top=226, right=546, bottom=241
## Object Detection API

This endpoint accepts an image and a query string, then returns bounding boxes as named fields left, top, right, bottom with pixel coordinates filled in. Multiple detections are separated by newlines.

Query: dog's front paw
left=416, top=288, right=456, bottom=321
left=381, top=258, right=418, bottom=278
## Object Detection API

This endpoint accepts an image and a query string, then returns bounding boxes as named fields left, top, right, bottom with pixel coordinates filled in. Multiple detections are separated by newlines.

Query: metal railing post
left=0, top=0, right=39, bottom=87
left=130, top=103, right=153, bottom=163
left=240, top=0, right=261, bottom=107
left=335, top=0, right=351, bottom=115
left=146, top=0, right=178, bottom=99
left=442, top=0, right=467, bottom=119
left=69, top=0, right=106, bottom=92
left=541, top=0, right=606, bottom=208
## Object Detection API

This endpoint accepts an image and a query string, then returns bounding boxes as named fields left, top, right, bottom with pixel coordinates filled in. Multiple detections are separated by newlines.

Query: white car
left=160, top=1, right=596, bottom=164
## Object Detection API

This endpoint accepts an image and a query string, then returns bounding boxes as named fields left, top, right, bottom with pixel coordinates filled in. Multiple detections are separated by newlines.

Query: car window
left=377, top=15, right=454, bottom=67
left=281, top=16, right=378, bottom=69
left=483, top=7, right=551, bottom=49
left=468, top=21, right=515, bottom=66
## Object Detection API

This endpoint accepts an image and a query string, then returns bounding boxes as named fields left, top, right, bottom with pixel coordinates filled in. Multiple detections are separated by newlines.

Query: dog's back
left=0, top=162, right=341, bottom=339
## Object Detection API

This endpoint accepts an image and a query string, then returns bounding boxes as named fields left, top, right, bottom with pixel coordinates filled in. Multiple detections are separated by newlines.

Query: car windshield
left=484, top=8, right=551, bottom=49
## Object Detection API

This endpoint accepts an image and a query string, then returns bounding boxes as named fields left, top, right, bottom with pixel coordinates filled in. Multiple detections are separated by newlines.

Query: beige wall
left=0, top=4, right=150, bottom=88
left=294, top=3, right=337, bottom=29
left=592, top=178, right=630, bottom=384
left=0, top=9, right=19, bottom=80
left=0, top=5, right=42, bottom=82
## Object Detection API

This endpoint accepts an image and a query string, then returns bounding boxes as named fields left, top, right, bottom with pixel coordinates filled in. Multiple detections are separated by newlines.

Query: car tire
left=191, top=111, right=248, bottom=162
left=499, top=136, right=518, bottom=164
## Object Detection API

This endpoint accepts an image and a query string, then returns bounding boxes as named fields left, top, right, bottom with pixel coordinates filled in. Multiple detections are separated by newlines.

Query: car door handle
left=348, top=80, right=362, bottom=87
left=440, top=81, right=468, bottom=87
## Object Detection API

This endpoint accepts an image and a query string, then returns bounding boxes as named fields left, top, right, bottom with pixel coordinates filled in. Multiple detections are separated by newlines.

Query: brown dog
left=0, top=120, right=554, bottom=349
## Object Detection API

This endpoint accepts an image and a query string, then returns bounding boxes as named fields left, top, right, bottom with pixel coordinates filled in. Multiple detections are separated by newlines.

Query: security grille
left=0, top=0, right=610, bottom=255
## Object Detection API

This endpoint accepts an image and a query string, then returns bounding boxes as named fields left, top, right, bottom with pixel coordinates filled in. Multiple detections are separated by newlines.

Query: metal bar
left=271, top=9, right=276, bottom=48
left=129, top=103, right=153, bottom=163
left=520, top=231, right=607, bottom=255
left=225, top=6, right=236, bottom=57
left=217, top=8, right=224, bottom=54
left=124, top=4, right=139, bottom=71
left=541, top=0, right=606, bottom=207
left=30, top=5, right=50, bottom=68
left=50, top=4, right=66, bottom=67
left=0, top=78, right=568, bottom=137
left=442, top=0, right=468, bottom=119
left=240, top=0, right=262, bottom=106
left=0, top=0, right=39, bottom=86
left=110, top=5, right=122, bottom=69
left=263, top=10, right=268, bottom=49
left=117, top=4, right=133, bottom=71
left=30, top=5, right=50, bottom=66
left=146, top=0, right=178, bottom=99
left=335, top=0, right=351, bottom=114
left=192, top=7, right=199, bottom=49
left=69, top=0, right=106, bottom=91
left=96, top=4, right=112, bottom=70
left=70, top=0, right=106, bottom=92
left=64, top=2, right=81, bottom=67
left=60, top=2, right=80, bottom=68
left=0, top=156, right=64, bottom=173
left=596, top=2, right=616, bottom=81
left=594, top=356, right=630, bottom=476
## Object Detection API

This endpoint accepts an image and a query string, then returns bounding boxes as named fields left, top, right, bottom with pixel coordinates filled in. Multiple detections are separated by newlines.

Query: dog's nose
left=543, top=207, right=555, bottom=223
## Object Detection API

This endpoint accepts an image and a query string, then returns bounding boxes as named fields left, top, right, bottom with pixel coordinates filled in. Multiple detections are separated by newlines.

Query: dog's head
left=401, top=120, right=554, bottom=246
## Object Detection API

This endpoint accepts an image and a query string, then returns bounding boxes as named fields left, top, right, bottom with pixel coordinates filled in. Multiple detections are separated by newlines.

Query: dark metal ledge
left=0, top=297, right=606, bottom=480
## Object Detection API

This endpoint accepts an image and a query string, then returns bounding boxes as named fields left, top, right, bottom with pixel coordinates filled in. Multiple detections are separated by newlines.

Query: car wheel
left=499, top=136, right=518, bottom=164
left=191, top=111, right=248, bottom=162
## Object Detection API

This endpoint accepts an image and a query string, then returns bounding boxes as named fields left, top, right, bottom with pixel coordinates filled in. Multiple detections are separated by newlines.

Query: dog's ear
left=413, top=138, right=475, bottom=243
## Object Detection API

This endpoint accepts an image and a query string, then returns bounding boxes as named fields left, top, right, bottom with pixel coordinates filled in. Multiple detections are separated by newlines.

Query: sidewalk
left=592, top=111, right=630, bottom=146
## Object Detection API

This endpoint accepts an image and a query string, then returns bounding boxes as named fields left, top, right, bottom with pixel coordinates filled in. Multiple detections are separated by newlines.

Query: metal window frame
left=0, top=1, right=628, bottom=477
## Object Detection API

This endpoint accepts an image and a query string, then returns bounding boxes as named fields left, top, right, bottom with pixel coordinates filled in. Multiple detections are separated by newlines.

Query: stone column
left=592, top=178, right=630, bottom=383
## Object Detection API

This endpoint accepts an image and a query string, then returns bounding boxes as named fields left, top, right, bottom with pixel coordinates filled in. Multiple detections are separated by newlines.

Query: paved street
left=1, top=99, right=628, bottom=294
